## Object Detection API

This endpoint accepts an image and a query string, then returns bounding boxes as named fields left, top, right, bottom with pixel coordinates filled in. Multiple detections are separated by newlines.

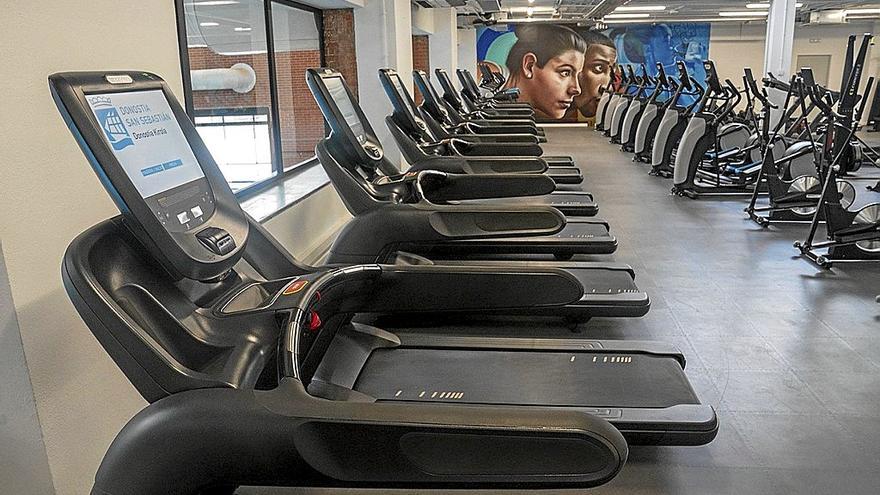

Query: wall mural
left=476, top=22, right=710, bottom=122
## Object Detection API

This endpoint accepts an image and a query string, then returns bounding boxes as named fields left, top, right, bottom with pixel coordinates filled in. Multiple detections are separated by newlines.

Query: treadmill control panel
left=319, top=72, right=384, bottom=161
left=85, top=89, right=216, bottom=233
left=51, top=71, right=249, bottom=280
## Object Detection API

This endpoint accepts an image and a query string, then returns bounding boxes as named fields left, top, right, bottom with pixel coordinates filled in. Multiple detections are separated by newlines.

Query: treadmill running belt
left=450, top=193, right=598, bottom=216
left=567, top=268, right=638, bottom=297
left=355, top=349, right=699, bottom=408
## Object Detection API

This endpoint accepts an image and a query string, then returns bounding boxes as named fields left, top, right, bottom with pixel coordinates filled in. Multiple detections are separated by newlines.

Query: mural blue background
left=603, top=23, right=711, bottom=105
left=477, top=25, right=516, bottom=72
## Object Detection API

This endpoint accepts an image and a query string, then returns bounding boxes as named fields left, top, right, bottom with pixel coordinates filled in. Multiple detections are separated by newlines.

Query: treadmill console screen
left=85, top=89, right=214, bottom=232
left=324, top=76, right=366, bottom=144
left=391, top=75, right=418, bottom=116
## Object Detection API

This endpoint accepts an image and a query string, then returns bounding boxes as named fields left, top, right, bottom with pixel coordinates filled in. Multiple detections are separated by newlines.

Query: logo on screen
left=90, top=98, right=134, bottom=151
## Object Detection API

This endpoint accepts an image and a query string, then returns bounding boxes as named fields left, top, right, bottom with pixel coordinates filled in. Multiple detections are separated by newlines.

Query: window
left=177, top=0, right=324, bottom=195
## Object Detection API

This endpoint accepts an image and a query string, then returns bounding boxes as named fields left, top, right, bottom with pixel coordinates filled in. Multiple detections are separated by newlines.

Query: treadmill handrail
left=277, top=263, right=585, bottom=379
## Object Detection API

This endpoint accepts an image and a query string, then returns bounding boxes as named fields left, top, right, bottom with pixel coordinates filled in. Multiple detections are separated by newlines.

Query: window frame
left=174, top=0, right=326, bottom=200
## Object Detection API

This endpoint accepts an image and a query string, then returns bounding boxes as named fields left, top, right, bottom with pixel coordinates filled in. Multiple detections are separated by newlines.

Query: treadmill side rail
left=92, top=383, right=627, bottom=495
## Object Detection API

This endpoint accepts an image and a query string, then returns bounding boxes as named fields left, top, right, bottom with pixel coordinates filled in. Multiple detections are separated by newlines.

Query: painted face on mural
left=517, top=50, right=585, bottom=120
left=573, top=44, right=617, bottom=118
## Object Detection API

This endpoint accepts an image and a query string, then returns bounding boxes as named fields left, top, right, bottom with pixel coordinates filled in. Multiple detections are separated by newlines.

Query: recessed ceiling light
left=845, top=8, right=880, bottom=15
left=199, top=21, right=220, bottom=26
left=614, top=5, right=666, bottom=12
left=234, top=27, right=251, bottom=31
left=510, top=6, right=554, bottom=13
left=719, top=11, right=768, bottom=17
left=746, top=2, right=802, bottom=7
left=604, top=13, right=652, bottom=19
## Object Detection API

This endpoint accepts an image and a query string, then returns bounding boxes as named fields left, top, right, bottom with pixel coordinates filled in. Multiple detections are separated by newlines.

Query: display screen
left=324, top=77, right=365, bottom=143
left=86, top=90, right=205, bottom=198
left=391, top=75, right=418, bottom=115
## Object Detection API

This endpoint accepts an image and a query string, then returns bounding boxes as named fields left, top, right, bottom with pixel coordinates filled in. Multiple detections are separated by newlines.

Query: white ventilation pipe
left=190, top=63, right=256, bottom=93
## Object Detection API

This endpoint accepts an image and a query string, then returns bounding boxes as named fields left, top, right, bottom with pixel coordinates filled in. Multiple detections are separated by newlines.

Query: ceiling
left=496, top=0, right=880, bottom=23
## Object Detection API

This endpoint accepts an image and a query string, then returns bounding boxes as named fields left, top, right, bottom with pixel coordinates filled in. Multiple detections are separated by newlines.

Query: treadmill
left=409, top=70, right=598, bottom=216
left=436, top=68, right=533, bottom=118
left=412, top=70, right=545, bottom=139
left=457, top=68, right=538, bottom=115
left=308, top=67, right=619, bottom=259
left=438, top=68, right=579, bottom=167
left=379, top=69, right=584, bottom=186
left=50, top=70, right=717, bottom=494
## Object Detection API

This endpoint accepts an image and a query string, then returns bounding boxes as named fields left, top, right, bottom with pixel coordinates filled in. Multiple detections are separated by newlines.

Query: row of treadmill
left=595, top=33, right=880, bottom=269
left=52, top=59, right=718, bottom=492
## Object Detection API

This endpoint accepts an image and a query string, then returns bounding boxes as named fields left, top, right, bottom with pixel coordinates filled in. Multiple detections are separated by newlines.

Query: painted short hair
left=506, top=24, right=589, bottom=74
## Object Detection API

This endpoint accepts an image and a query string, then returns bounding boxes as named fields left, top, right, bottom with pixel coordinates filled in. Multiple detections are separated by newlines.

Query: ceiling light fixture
left=199, top=21, right=220, bottom=26
left=746, top=2, right=802, bottom=8
left=234, top=26, right=252, bottom=31
left=604, top=13, right=652, bottom=19
left=613, top=5, right=666, bottom=12
left=719, top=11, right=768, bottom=17
left=845, top=8, right=880, bottom=15
left=603, top=16, right=767, bottom=24
left=510, top=6, right=555, bottom=13
left=192, top=1, right=239, bottom=5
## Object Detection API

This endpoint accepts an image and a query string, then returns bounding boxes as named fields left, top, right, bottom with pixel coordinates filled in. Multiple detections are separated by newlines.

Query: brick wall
left=323, top=9, right=358, bottom=97
left=188, top=47, right=322, bottom=165
left=412, top=35, right=430, bottom=105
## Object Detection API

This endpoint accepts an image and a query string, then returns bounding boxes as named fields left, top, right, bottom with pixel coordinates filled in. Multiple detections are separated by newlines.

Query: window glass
left=271, top=2, right=324, bottom=170
left=180, top=0, right=324, bottom=194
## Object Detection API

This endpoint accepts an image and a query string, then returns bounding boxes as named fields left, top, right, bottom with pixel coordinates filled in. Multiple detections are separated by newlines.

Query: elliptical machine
left=650, top=64, right=705, bottom=177
left=632, top=63, right=676, bottom=161
left=671, top=61, right=761, bottom=198
left=600, top=66, right=630, bottom=135
left=594, top=70, right=617, bottom=132
left=615, top=64, right=652, bottom=147
left=607, top=65, right=640, bottom=141
left=795, top=34, right=880, bottom=268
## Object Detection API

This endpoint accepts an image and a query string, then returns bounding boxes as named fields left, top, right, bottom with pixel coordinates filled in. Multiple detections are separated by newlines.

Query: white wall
left=457, top=28, right=478, bottom=83
left=0, top=1, right=182, bottom=493
left=709, top=23, right=767, bottom=87
left=0, top=243, right=54, bottom=493
left=709, top=20, right=879, bottom=93
left=354, top=0, right=414, bottom=168
left=429, top=8, right=458, bottom=75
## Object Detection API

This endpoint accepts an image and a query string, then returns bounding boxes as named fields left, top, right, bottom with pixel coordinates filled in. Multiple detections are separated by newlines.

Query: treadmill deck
left=355, top=348, right=698, bottom=408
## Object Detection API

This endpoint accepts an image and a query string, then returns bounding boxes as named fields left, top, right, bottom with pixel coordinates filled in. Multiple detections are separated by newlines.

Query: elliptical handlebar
left=716, top=79, right=743, bottom=123
left=763, top=73, right=790, bottom=92
left=805, top=81, right=841, bottom=119
left=855, top=76, right=875, bottom=123
left=685, top=79, right=706, bottom=113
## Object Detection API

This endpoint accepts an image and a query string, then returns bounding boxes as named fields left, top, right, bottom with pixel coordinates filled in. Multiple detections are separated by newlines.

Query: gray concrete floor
left=555, top=126, right=880, bottom=494
left=249, top=126, right=880, bottom=495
